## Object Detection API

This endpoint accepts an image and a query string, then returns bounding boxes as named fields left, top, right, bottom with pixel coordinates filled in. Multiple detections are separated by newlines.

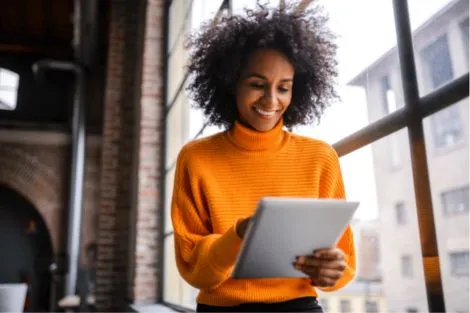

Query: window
left=421, top=35, right=454, bottom=89
left=401, top=255, right=413, bottom=277
left=319, top=298, right=329, bottom=312
left=380, top=75, right=397, bottom=114
left=365, top=300, right=379, bottom=313
left=0, top=68, right=19, bottom=110
left=429, top=104, right=462, bottom=148
left=450, top=252, right=469, bottom=276
left=390, top=133, right=401, bottom=169
left=441, top=186, right=469, bottom=215
left=421, top=35, right=462, bottom=148
left=163, top=0, right=227, bottom=310
left=460, top=17, right=469, bottom=60
left=395, top=202, right=407, bottom=225
left=340, top=299, right=352, bottom=313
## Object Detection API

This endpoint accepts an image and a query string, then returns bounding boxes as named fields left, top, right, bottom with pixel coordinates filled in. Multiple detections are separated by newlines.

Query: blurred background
left=0, top=0, right=468, bottom=312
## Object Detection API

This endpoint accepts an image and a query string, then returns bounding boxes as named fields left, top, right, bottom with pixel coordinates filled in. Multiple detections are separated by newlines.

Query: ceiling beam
left=0, top=34, right=71, bottom=46
left=0, top=43, right=72, bottom=57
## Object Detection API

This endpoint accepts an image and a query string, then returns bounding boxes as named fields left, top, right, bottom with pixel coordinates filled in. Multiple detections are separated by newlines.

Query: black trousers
left=196, top=296, right=323, bottom=312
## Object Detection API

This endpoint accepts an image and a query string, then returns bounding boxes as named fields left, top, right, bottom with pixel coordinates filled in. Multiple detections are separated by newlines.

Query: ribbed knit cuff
left=209, top=218, right=244, bottom=274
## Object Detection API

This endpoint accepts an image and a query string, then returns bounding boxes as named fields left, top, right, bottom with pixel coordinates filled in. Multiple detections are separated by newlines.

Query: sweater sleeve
left=317, top=146, right=357, bottom=292
left=171, top=148, right=243, bottom=290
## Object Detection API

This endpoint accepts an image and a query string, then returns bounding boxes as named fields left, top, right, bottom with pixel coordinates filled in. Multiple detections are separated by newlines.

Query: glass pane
left=167, top=30, right=188, bottom=105
left=163, top=235, right=199, bottom=309
left=190, top=0, right=225, bottom=30
left=316, top=131, right=427, bottom=313
left=0, top=68, right=19, bottom=110
left=197, top=123, right=223, bottom=139
left=164, top=166, right=176, bottom=234
left=168, top=0, right=189, bottom=54
left=409, top=0, right=469, bottom=96
left=180, top=279, right=198, bottom=310
left=292, top=0, right=399, bottom=144
left=0, top=68, right=19, bottom=88
left=232, top=0, right=280, bottom=15
left=424, top=100, right=467, bottom=152
left=424, top=99, right=469, bottom=312
left=166, top=92, right=188, bottom=169
left=188, top=101, right=205, bottom=140
left=460, top=17, right=469, bottom=61
left=0, top=89, right=18, bottom=110
left=164, top=1, right=226, bottom=308
left=163, top=235, right=182, bottom=304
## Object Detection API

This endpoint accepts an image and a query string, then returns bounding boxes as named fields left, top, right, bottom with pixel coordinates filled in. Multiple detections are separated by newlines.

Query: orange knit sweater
left=171, top=120, right=356, bottom=307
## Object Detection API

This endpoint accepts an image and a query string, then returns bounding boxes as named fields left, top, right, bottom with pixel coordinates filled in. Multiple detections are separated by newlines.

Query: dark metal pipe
left=393, top=0, right=445, bottom=312
left=32, top=60, right=86, bottom=298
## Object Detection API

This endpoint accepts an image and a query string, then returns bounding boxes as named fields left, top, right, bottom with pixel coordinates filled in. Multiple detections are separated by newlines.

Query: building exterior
left=349, top=1, right=469, bottom=312
left=318, top=219, right=388, bottom=313
left=317, top=281, right=387, bottom=313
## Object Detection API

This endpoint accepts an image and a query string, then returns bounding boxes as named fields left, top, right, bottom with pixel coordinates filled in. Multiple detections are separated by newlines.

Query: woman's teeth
left=254, top=107, right=277, bottom=117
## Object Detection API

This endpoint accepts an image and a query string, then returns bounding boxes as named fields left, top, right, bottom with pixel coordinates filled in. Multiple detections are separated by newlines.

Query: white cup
left=0, top=283, right=28, bottom=312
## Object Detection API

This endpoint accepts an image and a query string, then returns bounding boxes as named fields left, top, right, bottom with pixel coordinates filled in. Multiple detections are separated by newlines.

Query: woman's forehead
left=242, top=48, right=295, bottom=76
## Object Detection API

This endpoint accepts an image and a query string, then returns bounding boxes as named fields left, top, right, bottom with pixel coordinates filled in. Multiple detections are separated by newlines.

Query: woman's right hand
left=236, top=216, right=252, bottom=238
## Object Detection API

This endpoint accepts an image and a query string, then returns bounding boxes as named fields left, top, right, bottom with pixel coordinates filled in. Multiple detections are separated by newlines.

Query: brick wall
left=96, top=0, right=165, bottom=309
left=0, top=138, right=101, bottom=264
left=131, top=0, right=165, bottom=303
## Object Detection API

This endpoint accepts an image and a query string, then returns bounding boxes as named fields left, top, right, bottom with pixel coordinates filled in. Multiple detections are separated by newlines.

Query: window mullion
left=393, top=1, right=445, bottom=312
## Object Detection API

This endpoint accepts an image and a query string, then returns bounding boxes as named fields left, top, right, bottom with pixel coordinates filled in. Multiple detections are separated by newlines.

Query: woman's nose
left=262, top=89, right=278, bottom=108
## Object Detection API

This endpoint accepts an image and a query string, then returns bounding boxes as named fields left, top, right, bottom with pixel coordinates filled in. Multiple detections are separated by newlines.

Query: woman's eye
left=249, top=83, right=264, bottom=89
left=278, top=87, right=290, bottom=93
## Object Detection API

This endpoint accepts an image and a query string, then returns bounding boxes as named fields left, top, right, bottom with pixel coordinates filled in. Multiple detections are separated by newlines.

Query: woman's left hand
left=293, top=248, right=346, bottom=288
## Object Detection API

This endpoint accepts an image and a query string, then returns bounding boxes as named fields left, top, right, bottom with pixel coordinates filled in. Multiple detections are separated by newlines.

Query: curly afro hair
left=186, top=1, right=338, bottom=129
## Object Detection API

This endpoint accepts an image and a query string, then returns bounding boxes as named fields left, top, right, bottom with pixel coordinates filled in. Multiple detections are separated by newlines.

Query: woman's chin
left=250, top=119, right=281, bottom=132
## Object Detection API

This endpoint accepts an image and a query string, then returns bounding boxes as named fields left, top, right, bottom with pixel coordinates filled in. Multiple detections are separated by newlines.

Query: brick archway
left=0, top=143, right=67, bottom=253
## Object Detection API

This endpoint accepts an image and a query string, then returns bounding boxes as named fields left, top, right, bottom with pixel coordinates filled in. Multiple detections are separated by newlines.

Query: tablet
left=231, top=197, right=359, bottom=279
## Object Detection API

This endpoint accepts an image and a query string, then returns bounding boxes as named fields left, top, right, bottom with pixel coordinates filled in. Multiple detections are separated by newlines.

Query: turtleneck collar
left=225, top=119, right=288, bottom=152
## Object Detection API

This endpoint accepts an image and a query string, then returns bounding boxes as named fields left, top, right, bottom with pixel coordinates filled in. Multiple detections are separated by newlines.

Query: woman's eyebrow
left=244, top=72, right=293, bottom=82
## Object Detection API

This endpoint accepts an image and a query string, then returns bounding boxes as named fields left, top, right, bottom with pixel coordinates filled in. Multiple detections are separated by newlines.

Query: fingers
left=294, top=264, right=343, bottom=279
left=313, top=248, right=345, bottom=261
left=295, top=256, right=346, bottom=271
left=293, top=264, right=343, bottom=287
left=293, top=249, right=347, bottom=287
left=310, top=276, right=338, bottom=288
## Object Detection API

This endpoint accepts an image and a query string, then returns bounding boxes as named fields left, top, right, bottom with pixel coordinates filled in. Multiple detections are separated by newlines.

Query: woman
left=171, top=2, right=356, bottom=312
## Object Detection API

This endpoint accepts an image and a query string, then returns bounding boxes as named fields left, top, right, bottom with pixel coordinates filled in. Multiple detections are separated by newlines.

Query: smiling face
left=235, top=48, right=295, bottom=132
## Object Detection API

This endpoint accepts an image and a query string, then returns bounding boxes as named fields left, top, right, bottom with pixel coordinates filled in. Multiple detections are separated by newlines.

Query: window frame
left=449, top=251, right=469, bottom=276
left=459, top=17, right=469, bottom=63
left=380, top=75, right=393, bottom=114
left=0, top=67, right=20, bottom=111
left=365, top=300, right=379, bottom=313
left=441, top=185, right=470, bottom=215
left=429, top=103, right=463, bottom=149
left=419, top=34, right=463, bottom=149
left=159, top=1, right=470, bottom=312
left=420, top=34, right=454, bottom=90
left=339, top=298, right=352, bottom=313
left=394, top=201, right=407, bottom=225
left=401, top=254, right=414, bottom=278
